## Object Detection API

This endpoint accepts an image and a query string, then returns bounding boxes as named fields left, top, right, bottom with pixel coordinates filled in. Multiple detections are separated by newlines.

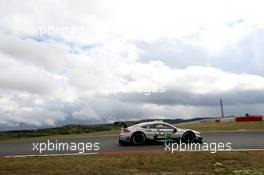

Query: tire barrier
left=235, top=115, right=263, bottom=122
left=199, top=115, right=263, bottom=123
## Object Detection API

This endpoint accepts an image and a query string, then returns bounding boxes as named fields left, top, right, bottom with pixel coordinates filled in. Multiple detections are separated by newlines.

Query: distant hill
left=0, top=117, right=209, bottom=140
left=114, top=117, right=209, bottom=127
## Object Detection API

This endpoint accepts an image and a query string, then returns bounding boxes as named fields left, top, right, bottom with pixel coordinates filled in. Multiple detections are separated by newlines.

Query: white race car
left=119, top=121, right=203, bottom=145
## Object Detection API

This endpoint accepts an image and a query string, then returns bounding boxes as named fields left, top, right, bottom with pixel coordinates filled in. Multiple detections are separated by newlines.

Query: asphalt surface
left=1, top=131, right=264, bottom=156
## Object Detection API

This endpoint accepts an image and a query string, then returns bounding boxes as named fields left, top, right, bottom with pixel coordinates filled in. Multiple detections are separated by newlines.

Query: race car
left=118, top=121, right=203, bottom=145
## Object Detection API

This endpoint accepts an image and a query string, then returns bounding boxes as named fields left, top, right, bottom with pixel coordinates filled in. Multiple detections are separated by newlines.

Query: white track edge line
left=3, top=149, right=264, bottom=158
left=4, top=152, right=98, bottom=158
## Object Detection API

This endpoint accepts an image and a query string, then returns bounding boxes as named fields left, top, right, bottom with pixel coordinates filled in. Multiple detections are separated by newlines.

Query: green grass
left=0, top=124, right=120, bottom=141
left=0, top=129, right=120, bottom=142
left=1, top=152, right=264, bottom=175
left=176, top=121, right=264, bottom=131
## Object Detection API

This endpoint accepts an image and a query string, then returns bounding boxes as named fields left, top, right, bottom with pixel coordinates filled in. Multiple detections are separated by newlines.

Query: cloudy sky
left=1, top=0, right=264, bottom=129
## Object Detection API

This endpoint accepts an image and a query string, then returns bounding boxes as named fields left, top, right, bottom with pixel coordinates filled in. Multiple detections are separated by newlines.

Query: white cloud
left=0, top=95, right=65, bottom=126
left=0, top=0, right=264, bottom=128
left=0, top=34, right=71, bottom=71
left=0, top=53, right=62, bottom=94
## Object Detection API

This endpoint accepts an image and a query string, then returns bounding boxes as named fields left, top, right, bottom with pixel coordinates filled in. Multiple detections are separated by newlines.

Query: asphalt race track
left=1, top=131, right=264, bottom=157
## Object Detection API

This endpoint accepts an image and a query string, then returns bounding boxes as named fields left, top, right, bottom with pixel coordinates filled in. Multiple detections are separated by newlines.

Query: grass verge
left=1, top=151, right=264, bottom=175
left=1, top=121, right=263, bottom=142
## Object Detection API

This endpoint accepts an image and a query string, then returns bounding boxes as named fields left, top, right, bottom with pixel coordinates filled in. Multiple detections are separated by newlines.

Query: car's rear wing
left=114, top=122, right=127, bottom=128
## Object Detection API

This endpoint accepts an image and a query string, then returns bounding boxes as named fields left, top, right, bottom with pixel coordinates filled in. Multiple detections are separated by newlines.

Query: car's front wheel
left=132, top=132, right=146, bottom=145
left=182, top=131, right=196, bottom=143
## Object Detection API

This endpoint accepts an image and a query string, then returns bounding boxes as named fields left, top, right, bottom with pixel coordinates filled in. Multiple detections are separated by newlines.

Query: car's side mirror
left=173, top=128, right=177, bottom=133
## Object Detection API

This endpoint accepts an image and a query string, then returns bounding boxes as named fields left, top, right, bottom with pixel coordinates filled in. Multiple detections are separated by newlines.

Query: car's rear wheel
left=132, top=132, right=146, bottom=145
left=182, top=131, right=196, bottom=143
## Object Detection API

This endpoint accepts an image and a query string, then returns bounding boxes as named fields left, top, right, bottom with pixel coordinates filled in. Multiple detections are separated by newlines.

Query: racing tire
left=132, top=132, right=146, bottom=145
left=182, top=131, right=196, bottom=143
